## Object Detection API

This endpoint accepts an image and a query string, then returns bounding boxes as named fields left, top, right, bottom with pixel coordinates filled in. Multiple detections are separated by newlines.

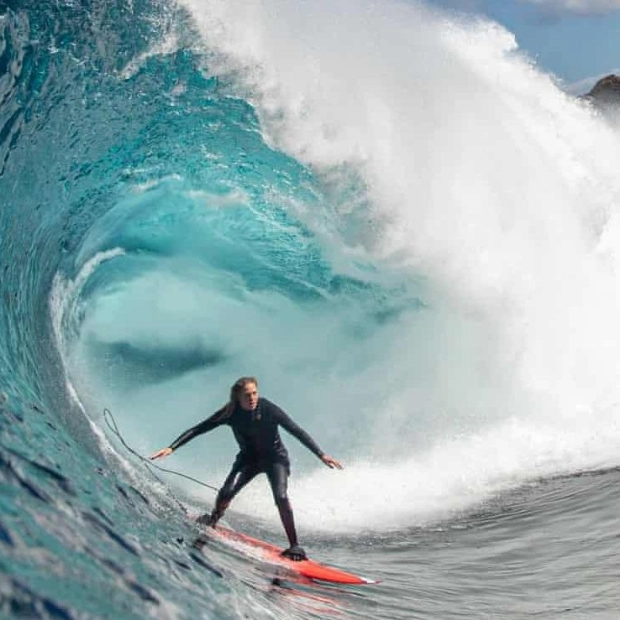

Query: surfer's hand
left=150, top=447, right=173, bottom=460
left=321, top=454, right=343, bottom=470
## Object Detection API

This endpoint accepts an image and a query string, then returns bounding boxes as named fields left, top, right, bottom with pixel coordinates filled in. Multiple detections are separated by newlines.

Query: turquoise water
left=3, top=1, right=620, bottom=618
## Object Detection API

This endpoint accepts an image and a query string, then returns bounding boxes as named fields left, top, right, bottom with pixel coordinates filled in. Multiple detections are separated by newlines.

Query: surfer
left=150, top=376, right=343, bottom=561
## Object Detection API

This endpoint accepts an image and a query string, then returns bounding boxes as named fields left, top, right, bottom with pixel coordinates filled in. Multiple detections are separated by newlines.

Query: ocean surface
left=3, top=1, right=620, bottom=618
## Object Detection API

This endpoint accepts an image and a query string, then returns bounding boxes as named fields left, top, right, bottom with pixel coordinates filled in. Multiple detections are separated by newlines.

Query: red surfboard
left=205, top=525, right=379, bottom=585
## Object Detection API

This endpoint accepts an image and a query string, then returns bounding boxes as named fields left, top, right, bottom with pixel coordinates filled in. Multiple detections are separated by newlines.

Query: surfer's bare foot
left=281, top=545, right=307, bottom=561
left=196, top=513, right=217, bottom=528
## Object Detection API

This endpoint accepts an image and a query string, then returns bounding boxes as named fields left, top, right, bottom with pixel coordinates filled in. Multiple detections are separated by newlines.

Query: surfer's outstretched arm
left=149, top=405, right=229, bottom=459
left=320, top=454, right=343, bottom=469
left=272, top=404, right=344, bottom=469
left=150, top=446, right=173, bottom=460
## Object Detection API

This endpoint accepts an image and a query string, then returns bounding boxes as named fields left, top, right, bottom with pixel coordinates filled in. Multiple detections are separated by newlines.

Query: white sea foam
left=165, top=0, right=620, bottom=528
left=48, top=0, right=620, bottom=530
left=50, top=248, right=126, bottom=362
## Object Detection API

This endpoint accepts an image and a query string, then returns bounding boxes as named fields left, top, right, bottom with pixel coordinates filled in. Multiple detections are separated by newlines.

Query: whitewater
left=2, top=0, right=620, bottom=618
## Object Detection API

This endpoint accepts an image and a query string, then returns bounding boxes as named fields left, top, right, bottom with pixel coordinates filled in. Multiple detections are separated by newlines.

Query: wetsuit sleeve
left=270, top=402, right=325, bottom=458
left=168, top=406, right=229, bottom=451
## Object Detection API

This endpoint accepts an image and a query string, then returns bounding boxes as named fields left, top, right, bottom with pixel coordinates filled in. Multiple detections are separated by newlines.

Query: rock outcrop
left=584, top=74, right=620, bottom=109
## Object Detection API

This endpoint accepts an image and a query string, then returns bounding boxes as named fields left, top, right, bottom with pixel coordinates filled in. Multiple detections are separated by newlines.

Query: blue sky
left=428, top=0, right=620, bottom=93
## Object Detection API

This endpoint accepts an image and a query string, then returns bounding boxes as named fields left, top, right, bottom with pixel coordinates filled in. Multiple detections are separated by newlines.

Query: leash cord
left=103, top=408, right=220, bottom=493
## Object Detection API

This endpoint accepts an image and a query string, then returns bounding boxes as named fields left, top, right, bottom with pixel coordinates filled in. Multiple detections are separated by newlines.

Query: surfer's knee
left=272, top=476, right=289, bottom=506
left=274, top=494, right=291, bottom=508
left=217, top=486, right=236, bottom=503
left=270, top=466, right=289, bottom=504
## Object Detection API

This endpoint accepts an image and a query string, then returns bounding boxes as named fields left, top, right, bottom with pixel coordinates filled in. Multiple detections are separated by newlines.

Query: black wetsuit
left=168, top=397, right=324, bottom=548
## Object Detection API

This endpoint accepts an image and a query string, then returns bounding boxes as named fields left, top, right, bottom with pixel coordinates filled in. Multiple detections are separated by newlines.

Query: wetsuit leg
left=200, top=461, right=260, bottom=526
left=266, top=462, right=299, bottom=548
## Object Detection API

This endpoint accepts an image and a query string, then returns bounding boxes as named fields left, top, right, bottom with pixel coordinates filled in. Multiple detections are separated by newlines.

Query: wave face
left=3, top=0, right=620, bottom=618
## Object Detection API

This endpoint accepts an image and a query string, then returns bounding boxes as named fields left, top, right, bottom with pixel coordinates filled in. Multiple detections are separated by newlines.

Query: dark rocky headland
left=583, top=74, right=620, bottom=112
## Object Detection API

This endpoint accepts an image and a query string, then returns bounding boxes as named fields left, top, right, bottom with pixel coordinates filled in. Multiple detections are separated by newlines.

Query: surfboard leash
left=103, top=408, right=220, bottom=494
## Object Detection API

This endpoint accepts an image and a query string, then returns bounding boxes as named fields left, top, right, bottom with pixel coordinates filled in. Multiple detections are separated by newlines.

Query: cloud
left=425, top=0, right=487, bottom=12
left=522, top=0, right=620, bottom=15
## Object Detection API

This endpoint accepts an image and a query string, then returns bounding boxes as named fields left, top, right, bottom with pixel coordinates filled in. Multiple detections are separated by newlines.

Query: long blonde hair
left=229, top=376, right=258, bottom=407
left=215, top=376, right=258, bottom=419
